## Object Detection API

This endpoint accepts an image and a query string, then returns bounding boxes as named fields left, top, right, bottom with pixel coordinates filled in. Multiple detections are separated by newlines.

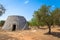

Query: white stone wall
left=2, top=15, right=28, bottom=31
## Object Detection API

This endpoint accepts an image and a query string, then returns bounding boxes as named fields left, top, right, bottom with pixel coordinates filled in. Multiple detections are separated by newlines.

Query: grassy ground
left=0, top=26, right=60, bottom=40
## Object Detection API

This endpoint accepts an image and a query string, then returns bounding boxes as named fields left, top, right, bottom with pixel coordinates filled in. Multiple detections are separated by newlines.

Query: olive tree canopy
left=0, top=4, right=5, bottom=16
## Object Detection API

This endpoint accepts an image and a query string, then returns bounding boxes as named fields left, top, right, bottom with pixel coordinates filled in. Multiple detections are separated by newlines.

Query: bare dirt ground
left=0, top=26, right=60, bottom=40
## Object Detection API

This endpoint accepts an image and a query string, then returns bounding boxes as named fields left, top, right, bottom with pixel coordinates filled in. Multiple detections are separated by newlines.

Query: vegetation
left=0, top=4, right=5, bottom=27
left=0, top=4, right=5, bottom=16
left=29, top=5, right=60, bottom=34
left=0, top=20, right=5, bottom=26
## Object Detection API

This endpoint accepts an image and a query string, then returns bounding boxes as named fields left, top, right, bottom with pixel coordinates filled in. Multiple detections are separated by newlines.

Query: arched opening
left=12, top=24, right=16, bottom=31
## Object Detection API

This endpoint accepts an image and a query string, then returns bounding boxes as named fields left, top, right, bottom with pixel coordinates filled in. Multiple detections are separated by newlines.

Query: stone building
left=2, top=15, right=28, bottom=31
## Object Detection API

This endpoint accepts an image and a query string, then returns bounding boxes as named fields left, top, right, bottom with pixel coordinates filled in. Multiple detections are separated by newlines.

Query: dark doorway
left=12, top=24, right=16, bottom=31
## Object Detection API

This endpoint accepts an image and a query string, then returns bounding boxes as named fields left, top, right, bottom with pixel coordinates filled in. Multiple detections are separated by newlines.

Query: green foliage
left=33, top=5, right=52, bottom=26
left=29, top=18, right=37, bottom=26
left=30, top=5, right=60, bottom=27
left=51, top=8, right=60, bottom=26
left=0, top=4, right=5, bottom=16
left=0, top=20, right=5, bottom=26
left=0, top=4, right=5, bottom=27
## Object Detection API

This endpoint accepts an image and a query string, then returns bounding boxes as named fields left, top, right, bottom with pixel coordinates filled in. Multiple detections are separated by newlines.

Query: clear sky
left=0, top=0, right=60, bottom=21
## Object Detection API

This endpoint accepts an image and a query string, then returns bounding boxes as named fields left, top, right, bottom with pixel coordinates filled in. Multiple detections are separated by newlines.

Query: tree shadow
left=57, top=29, right=60, bottom=31
left=44, top=32, right=60, bottom=38
left=0, top=33, right=18, bottom=40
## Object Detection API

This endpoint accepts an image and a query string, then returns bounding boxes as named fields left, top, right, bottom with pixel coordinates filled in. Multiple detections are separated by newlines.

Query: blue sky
left=0, top=0, right=60, bottom=21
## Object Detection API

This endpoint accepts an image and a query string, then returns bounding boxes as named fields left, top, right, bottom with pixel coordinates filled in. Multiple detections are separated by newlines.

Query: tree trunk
left=48, top=25, right=51, bottom=34
left=45, top=21, right=51, bottom=34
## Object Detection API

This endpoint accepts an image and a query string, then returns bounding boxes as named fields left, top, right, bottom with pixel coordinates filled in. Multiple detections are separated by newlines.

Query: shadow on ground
left=0, top=33, right=18, bottom=40
left=44, top=32, right=60, bottom=38
left=57, top=29, right=60, bottom=31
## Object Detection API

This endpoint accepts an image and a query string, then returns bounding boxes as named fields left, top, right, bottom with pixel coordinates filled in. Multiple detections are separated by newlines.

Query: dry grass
left=0, top=26, right=60, bottom=40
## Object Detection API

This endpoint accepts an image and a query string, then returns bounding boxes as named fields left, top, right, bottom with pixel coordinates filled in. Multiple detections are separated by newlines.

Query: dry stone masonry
left=2, top=15, right=28, bottom=31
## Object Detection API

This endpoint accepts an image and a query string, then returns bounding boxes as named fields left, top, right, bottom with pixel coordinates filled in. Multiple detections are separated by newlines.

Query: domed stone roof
left=2, top=15, right=28, bottom=31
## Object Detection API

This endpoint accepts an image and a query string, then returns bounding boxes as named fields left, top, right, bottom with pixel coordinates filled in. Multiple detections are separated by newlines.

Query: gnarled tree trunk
left=48, top=25, right=51, bottom=34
